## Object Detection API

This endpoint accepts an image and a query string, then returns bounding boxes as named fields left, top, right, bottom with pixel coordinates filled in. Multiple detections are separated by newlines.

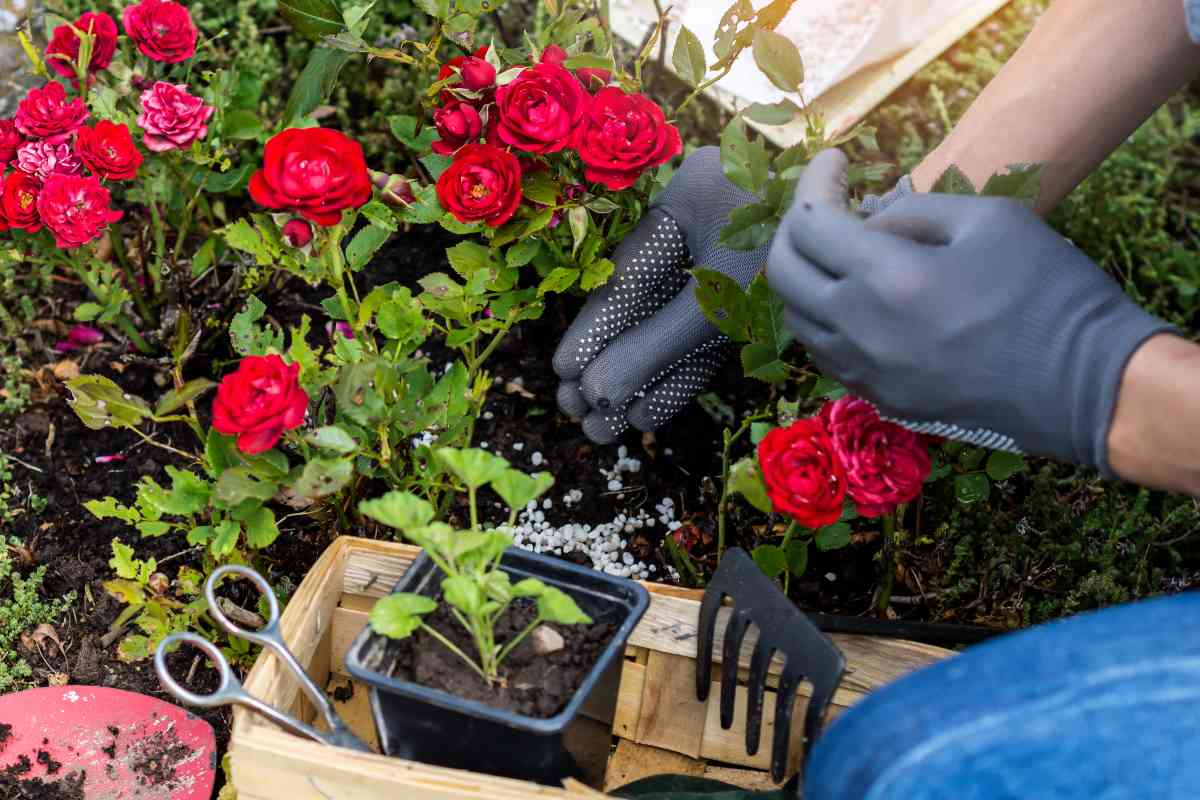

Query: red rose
left=0, top=120, right=21, bottom=166
left=75, top=121, right=143, bottom=181
left=437, top=46, right=491, bottom=105
left=576, top=87, right=681, bottom=190
left=431, top=101, right=483, bottom=156
left=435, top=143, right=522, bottom=228
left=122, top=0, right=199, bottom=64
left=15, top=82, right=88, bottom=141
left=37, top=174, right=123, bottom=249
left=576, top=67, right=612, bottom=88
left=248, top=128, right=372, bottom=227
left=820, top=397, right=932, bottom=518
left=1, top=171, right=42, bottom=232
left=758, top=418, right=847, bottom=529
left=46, top=12, right=118, bottom=80
left=281, top=218, right=313, bottom=248
left=540, top=45, right=568, bottom=65
left=137, top=82, right=214, bottom=153
left=493, top=63, right=587, bottom=154
left=212, top=354, right=309, bottom=455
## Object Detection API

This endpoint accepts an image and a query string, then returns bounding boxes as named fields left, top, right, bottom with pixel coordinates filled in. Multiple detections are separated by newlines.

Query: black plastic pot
left=344, top=547, right=650, bottom=785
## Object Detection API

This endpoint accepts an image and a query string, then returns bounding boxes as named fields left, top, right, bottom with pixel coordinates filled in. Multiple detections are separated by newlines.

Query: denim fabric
left=805, top=592, right=1200, bottom=800
left=1187, top=0, right=1200, bottom=42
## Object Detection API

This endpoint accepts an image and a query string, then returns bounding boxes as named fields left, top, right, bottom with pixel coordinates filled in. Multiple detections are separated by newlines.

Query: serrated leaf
left=243, top=506, right=281, bottom=549
left=205, top=430, right=240, bottom=479
left=223, top=109, right=263, bottom=140
left=523, top=207, right=556, bottom=237
left=67, top=376, right=150, bottom=431
left=538, top=267, right=579, bottom=297
left=436, top=447, right=509, bottom=489
left=109, top=539, right=140, bottom=580
left=506, top=238, right=540, bottom=267
left=117, top=635, right=154, bottom=663
left=284, top=47, right=352, bottom=127
left=293, top=458, right=354, bottom=498
left=359, top=491, right=436, bottom=531
left=389, top=114, right=438, bottom=152
left=446, top=241, right=495, bottom=277
left=752, top=544, right=786, bottom=578
left=747, top=275, right=792, bottom=356
left=161, top=466, right=211, bottom=515
left=370, top=592, right=436, bottom=639
left=672, top=26, right=707, bottom=87
left=932, top=164, right=976, bottom=196
left=720, top=117, right=769, bottom=195
left=306, top=425, right=358, bottom=454
left=522, top=172, right=560, bottom=206
left=815, top=522, right=852, bottom=551
left=720, top=202, right=778, bottom=251
left=986, top=451, right=1026, bottom=482
left=86, top=498, right=141, bottom=524
left=214, top=468, right=278, bottom=507
left=752, top=28, right=803, bottom=92
left=538, top=587, right=592, bottom=625
left=784, top=538, right=808, bottom=577
left=693, top=267, right=751, bottom=341
left=580, top=257, right=615, bottom=291
left=155, top=379, right=217, bottom=417
left=230, top=296, right=283, bottom=356
left=954, top=473, right=990, bottom=506
left=346, top=225, right=392, bottom=270
left=491, top=469, right=555, bottom=512
left=278, top=0, right=345, bottom=39
left=742, top=99, right=800, bottom=126
left=980, top=163, right=1045, bottom=207
left=728, top=456, right=771, bottom=513
left=211, top=519, right=241, bottom=557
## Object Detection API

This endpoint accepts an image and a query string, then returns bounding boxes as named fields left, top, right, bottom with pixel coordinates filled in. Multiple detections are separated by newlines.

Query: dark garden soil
left=367, top=599, right=616, bottom=718
left=0, top=222, right=882, bottom=771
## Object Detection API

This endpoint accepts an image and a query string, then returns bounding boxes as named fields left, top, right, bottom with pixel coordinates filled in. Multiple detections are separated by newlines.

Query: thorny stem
left=131, top=428, right=198, bottom=462
left=675, top=67, right=733, bottom=115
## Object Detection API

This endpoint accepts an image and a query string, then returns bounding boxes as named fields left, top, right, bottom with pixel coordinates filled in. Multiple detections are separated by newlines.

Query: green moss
left=0, top=550, right=75, bottom=692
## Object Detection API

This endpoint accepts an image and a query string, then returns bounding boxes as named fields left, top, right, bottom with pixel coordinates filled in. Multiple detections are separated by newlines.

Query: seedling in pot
left=360, top=447, right=591, bottom=685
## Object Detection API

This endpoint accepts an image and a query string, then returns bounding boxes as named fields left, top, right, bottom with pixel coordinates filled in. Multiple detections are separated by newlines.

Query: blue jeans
left=805, top=592, right=1200, bottom=800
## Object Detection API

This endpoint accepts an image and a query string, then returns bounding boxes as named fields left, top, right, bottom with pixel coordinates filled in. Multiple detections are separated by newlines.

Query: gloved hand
left=552, top=147, right=767, bottom=444
left=768, top=149, right=1175, bottom=475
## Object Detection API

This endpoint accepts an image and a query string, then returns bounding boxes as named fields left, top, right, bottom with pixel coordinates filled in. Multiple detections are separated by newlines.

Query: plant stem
left=675, top=67, right=733, bottom=115
left=418, top=622, right=489, bottom=682
left=779, top=520, right=800, bottom=595
left=494, top=613, right=543, bottom=669
left=876, top=511, right=897, bottom=618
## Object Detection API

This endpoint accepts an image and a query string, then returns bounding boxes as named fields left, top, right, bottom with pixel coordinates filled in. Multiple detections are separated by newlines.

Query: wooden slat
left=323, top=675, right=382, bottom=753
left=698, top=680, right=803, bottom=773
left=702, top=766, right=782, bottom=794
left=634, top=651, right=708, bottom=758
left=603, top=739, right=704, bottom=793
left=612, top=660, right=646, bottom=739
left=330, top=606, right=368, bottom=677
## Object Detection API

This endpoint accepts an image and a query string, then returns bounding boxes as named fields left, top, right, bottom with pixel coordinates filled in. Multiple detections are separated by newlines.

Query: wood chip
left=504, top=381, right=535, bottom=399
left=51, top=360, right=81, bottom=381
left=47, top=672, right=70, bottom=686
left=530, top=624, right=565, bottom=656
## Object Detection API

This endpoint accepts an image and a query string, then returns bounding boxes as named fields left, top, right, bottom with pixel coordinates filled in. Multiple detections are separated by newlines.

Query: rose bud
left=371, top=171, right=416, bottom=207
left=576, top=67, right=612, bottom=88
left=540, top=44, right=568, bottom=65
left=459, top=56, right=496, bottom=91
left=431, top=101, right=483, bottom=156
left=282, top=218, right=314, bottom=248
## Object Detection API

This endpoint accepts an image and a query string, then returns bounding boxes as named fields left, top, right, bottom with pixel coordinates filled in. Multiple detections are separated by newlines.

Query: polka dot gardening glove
left=552, top=147, right=769, bottom=444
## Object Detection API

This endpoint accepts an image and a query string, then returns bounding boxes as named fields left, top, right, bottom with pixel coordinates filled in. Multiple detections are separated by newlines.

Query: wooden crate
left=230, top=537, right=952, bottom=798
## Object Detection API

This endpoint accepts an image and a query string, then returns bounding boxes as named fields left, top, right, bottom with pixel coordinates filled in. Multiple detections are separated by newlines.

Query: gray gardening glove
left=769, top=149, right=1175, bottom=475
left=553, top=147, right=767, bottom=444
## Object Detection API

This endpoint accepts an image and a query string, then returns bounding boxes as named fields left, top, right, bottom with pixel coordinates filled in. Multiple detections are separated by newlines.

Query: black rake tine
left=802, top=680, right=838, bottom=769
left=745, top=637, right=773, bottom=756
left=772, top=666, right=804, bottom=784
left=695, top=587, right=724, bottom=702
left=720, top=608, right=752, bottom=729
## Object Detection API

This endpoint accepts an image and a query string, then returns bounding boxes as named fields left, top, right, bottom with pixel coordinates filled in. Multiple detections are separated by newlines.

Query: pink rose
left=820, top=396, right=932, bottom=518
left=16, top=140, right=82, bottom=182
left=37, top=173, right=123, bottom=249
left=122, top=0, right=199, bottom=64
left=137, top=82, right=214, bottom=153
left=15, top=82, right=88, bottom=141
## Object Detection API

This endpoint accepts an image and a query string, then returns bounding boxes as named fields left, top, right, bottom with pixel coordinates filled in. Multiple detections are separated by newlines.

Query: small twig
left=217, top=597, right=266, bottom=629
left=157, top=546, right=202, bottom=566
left=100, top=625, right=128, bottom=648
left=6, top=455, right=43, bottom=473
left=185, top=653, right=201, bottom=684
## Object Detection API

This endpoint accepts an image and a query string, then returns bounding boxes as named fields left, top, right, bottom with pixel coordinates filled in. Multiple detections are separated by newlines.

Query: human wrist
left=1107, top=333, right=1200, bottom=494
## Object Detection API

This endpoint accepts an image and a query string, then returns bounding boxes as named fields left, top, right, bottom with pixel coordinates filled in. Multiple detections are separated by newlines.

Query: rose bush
left=249, top=128, right=372, bottom=225
left=212, top=355, right=309, bottom=455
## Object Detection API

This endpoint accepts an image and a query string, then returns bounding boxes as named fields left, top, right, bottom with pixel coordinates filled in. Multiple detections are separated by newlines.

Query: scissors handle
left=156, top=631, right=333, bottom=745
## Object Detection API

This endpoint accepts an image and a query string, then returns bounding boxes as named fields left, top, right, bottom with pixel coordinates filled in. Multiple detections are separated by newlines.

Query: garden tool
left=155, top=564, right=371, bottom=752
left=696, top=547, right=846, bottom=790
left=0, top=685, right=215, bottom=799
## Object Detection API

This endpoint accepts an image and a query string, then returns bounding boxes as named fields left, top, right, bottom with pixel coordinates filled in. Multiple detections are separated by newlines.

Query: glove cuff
left=858, top=175, right=914, bottom=218
left=1085, top=309, right=1178, bottom=479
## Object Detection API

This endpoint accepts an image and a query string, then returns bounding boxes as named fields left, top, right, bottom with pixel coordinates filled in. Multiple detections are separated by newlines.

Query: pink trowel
left=0, top=685, right=215, bottom=799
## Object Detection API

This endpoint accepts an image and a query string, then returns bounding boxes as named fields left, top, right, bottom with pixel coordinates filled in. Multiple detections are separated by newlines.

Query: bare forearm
left=911, top=0, right=1200, bottom=214
left=1108, top=334, right=1200, bottom=495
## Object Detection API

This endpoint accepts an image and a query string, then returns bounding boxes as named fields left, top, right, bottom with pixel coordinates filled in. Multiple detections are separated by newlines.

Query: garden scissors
left=155, top=564, right=372, bottom=752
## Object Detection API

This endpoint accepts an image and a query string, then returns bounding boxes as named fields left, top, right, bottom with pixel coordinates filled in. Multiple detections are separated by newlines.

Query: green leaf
left=346, top=225, right=392, bottom=270
left=358, top=491, right=436, bottom=531
left=538, top=587, right=592, bottom=625
left=537, top=267, right=580, bottom=297
left=117, top=635, right=154, bottom=663
left=742, top=99, right=801, bottom=126
left=980, top=163, right=1045, bottom=208
left=413, top=0, right=451, bottom=18
left=205, top=430, right=240, bottom=479
left=161, top=467, right=211, bottom=515
left=401, top=184, right=445, bottom=225
left=109, top=539, right=140, bottom=580
left=747, top=275, right=793, bottom=356
left=67, top=376, right=150, bottom=431
left=932, top=164, right=977, bottom=196
left=222, top=109, right=263, bottom=140
left=361, top=200, right=398, bottom=232
left=568, top=207, right=589, bottom=257
left=986, top=451, right=1026, bottom=482
left=522, top=208, right=557, bottom=237
left=563, top=53, right=613, bottom=70
left=720, top=201, right=778, bottom=251
left=230, top=296, right=283, bottom=356
left=283, top=47, right=352, bottom=127
left=446, top=241, right=495, bottom=277
left=784, top=538, right=808, bottom=577
left=752, top=544, right=786, bottom=578
left=672, top=26, right=707, bottom=87
left=809, top=375, right=847, bottom=401
left=86, top=498, right=140, bottom=525
left=491, top=469, right=555, bottom=512
left=243, top=506, right=281, bottom=549
left=155, top=378, right=217, bottom=417
left=741, top=344, right=789, bottom=383
left=693, top=268, right=751, bottom=341
left=511, top=578, right=545, bottom=598
left=728, top=456, right=771, bottom=513
left=389, top=114, right=438, bottom=152
left=278, top=0, right=345, bottom=39
left=293, top=458, right=354, bottom=498
left=752, top=28, right=804, bottom=92
left=720, top=117, right=770, bottom=195
left=214, top=468, right=278, bottom=507
left=522, top=172, right=561, bottom=206
left=580, top=257, right=615, bottom=292
left=442, top=575, right=485, bottom=615
left=186, top=525, right=214, bottom=546
left=306, top=425, right=359, bottom=454
left=74, top=302, right=103, bottom=322
left=422, top=155, right=454, bottom=181
left=436, top=447, right=509, bottom=489
left=954, top=473, right=991, bottom=506
left=211, top=519, right=242, bottom=557
left=370, top=592, right=436, bottom=639
left=815, top=522, right=852, bottom=552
